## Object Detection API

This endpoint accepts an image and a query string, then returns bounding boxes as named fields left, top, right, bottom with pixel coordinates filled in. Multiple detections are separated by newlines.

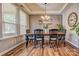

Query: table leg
left=64, top=37, right=65, bottom=47
left=26, top=36, right=29, bottom=48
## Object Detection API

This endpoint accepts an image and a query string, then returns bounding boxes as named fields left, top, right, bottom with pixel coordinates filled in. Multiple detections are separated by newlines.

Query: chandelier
left=39, top=3, right=51, bottom=29
left=41, top=3, right=50, bottom=21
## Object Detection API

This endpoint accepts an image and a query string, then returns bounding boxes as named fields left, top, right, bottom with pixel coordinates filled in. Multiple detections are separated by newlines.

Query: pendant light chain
left=45, top=3, right=47, bottom=16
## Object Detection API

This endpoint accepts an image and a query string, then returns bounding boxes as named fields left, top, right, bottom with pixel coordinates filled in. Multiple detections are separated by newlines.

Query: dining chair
left=34, top=29, right=44, bottom=48
left=57, top=29, right=66, bottom=47
left=25, top=29, right=34, bottom=48
left=49, top=29, right=58, bottom=48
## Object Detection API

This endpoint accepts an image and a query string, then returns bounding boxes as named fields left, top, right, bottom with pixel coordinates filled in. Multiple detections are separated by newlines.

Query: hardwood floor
left=15, top=41, right=79, bottom=56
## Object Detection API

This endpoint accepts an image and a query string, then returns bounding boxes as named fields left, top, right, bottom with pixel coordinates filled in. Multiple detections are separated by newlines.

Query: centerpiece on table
left=57, top=24, right=64, bottom=32
left=43, top=24, right=49, bottom=33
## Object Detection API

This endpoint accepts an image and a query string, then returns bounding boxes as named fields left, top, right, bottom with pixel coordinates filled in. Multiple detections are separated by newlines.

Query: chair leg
left=49, top=39, right=51, bottom=48
left=55, top=40, right=57, bottom=48
left=26, top=40, right=28, bottom=48
left=34, top=40, right=36, bottom=48
left=57, top=39, right=59, bottom=48
left=42, top=39, right=44, bottom=48
left=64, top=39, right=65, bottom=47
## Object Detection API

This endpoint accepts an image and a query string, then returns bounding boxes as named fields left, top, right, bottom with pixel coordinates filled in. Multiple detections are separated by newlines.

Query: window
left=20, top=10, right=27, bottom=34
left=2, top=4, right=17, bottom=36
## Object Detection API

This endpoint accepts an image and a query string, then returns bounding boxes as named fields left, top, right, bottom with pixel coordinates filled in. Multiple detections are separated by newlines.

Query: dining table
left=25, top=32, right=65, bottom=48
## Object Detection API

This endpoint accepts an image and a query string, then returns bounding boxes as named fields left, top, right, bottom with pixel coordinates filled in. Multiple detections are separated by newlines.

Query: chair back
left=49, top=29, right=58, bottom=38
left=58, top=29, right=66, bottom=40
left=34, top=29, right=44, bottom=38
left=26, top=29, right=30, bottom=34
left=61, top=29, right=66, bottom=36
left=26, top=29, right=34, bottom=40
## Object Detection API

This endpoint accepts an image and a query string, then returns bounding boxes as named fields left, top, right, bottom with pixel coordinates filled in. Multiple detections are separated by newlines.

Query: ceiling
left=19, top=3, right=69, bottom=15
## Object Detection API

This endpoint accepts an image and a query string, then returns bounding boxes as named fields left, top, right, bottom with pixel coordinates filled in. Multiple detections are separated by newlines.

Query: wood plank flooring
left=15, top=41, right=79, bottom=56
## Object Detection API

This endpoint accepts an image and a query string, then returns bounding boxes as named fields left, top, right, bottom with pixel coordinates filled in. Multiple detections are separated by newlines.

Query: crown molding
left=21, top=3, right=69, bottom=15
left=59, top=3, right=69, bottom=13
left=21, top=4, right=31, bottom=14
left=29, top=11, right=61, bottom=15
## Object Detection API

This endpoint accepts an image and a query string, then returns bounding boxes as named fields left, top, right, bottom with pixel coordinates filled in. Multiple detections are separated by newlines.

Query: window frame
left=19, top=10, right=27, bottom=34
left=2, top=3, right=17, bottom=37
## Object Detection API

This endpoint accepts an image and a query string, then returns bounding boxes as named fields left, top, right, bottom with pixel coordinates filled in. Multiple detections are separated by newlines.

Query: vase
left=44, top=29, right=48, bottom=33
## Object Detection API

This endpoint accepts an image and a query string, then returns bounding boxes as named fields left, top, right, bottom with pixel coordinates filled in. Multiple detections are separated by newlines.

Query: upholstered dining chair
left=25, top=29, right=34, bottom=48
left=34, top=29, right=44, bottom=48
left=57, top=29, right=66, bottom=47
left=49, top=29, right=58, bottom=48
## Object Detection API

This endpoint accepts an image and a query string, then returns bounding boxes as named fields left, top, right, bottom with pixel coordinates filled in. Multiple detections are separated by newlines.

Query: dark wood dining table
left=25, top=32, right=65, bottom=48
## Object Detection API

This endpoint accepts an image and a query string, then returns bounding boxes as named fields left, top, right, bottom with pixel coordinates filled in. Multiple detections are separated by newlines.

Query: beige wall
left=29, top=15, right=62, bottom=33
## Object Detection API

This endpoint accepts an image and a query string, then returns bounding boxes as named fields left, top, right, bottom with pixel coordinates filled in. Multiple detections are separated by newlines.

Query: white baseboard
left=66, top=40, right=79, bottom=48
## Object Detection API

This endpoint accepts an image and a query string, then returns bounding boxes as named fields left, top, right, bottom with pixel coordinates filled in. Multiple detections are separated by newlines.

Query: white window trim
left=2, top=3, right=17, bottom=37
